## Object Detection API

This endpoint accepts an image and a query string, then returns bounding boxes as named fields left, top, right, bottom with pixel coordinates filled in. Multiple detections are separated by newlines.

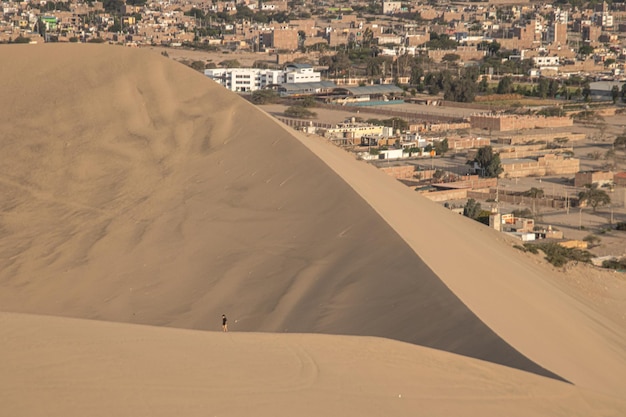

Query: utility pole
left=579, top=207, right=583, bottom=230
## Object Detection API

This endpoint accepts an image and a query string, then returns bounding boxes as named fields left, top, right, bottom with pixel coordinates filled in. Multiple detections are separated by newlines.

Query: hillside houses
left=4, top=0, right=626, bottom=81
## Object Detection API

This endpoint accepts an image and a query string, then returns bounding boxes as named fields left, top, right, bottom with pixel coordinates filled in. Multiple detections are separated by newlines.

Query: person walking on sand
left=222, top=314, right=228, bottom=332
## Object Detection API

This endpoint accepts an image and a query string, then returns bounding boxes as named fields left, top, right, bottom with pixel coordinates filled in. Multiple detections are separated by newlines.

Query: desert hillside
left=0, top=44, right=624, bottom=415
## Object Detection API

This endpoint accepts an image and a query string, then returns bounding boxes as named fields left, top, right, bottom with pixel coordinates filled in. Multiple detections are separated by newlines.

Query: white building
left=204, top=64, right=321, bottom=92
left=382, top=1, right=402, bottom=14
left=204, top=68, right=283, bottom=92
left=284, top=64, right=321, bottom=83
left=532, top=56, right=560, bottom=67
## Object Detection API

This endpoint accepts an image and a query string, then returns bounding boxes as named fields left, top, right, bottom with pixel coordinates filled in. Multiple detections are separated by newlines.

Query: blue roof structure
left=339, top=85, right=404, bottom=95
left=278, top=81, right=337, bottom=96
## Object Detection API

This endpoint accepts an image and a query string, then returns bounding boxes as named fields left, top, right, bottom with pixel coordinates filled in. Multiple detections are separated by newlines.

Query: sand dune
left=0, top=43, right=625, bottom=415
left=2, top=312, right=625, bottom=417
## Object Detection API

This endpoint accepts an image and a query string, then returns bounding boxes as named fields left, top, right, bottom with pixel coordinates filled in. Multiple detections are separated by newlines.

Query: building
left=546, top=22, right=567, bottom=46
left=589, top=81, right=625, bottom=100
left=277, top=81, right=337, bottom=97
left=490, top=212, right=535, bottom=233
left=284, top=63, right=321, bottom=83
left=330, top=84, right=404, bottom=105
left=204, top=68, right=283, bottom=92
left=205, top=64, right=322, bottom=92
left=575, top=171, right=614, bottom=187
left=259, top=28, right=298, bottom=51
left=382, top=1, right=402, bottom=14
left=470, top=114, right=573, bottom=132
left=532, top=56, right=560, bottom=67
left=324, top=122, right=385, bottom=141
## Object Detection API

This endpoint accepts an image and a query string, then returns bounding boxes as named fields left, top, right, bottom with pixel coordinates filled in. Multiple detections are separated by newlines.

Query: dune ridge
left=0, top=44, right=624, bottom=414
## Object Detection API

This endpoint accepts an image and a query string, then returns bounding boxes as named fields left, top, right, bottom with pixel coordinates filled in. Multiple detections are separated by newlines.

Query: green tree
left=537, top=106, right=564, bottom=117
left=425, top=33, right=457, bottom=49
left=578, top=44, right=594, bottom=57
left=284, top=105, right=316, bottom=119
left=219, top=59, right=241, bottom=68
left=12, top=36, right=31, bottom=43
left=362, top=27, right=374, bottom=48
left=614, top=134, right=626, bottom=149
left=548, top=79, right=560, bottom=98
left=471, top=146, right=503, bottom=178
left=36, top=17, right=46, bottom=38
left=583, top=234, right=601, bottom=248
left=325, top=51, right=351, bottom=76
left=537, top=78, right=550, bottom=98
left=524, top=187, right=544, bottom=198
left=578, top=184, right=611, bottom=212
left=497, top=76, right=514, bottom=94
left=443, top=67, right=478, bottom=103
left=463, top=198, right=482, bottom=219
left=185, top=7, right=204, bottom=19
left=442, top=53, right=461, bottom=63
left=478, top=76, right=489, bottom=93
left=365, top=56, right=383, bottom=76
left=434, top=138, right=449, bottom=156
left=189, top=60, right=205, bottom=71
left=582, top=81, right=591, bottom=102
left=380, top=117, right=408, bottom=131
left=611, top=85, right=619, bottom=104
left=251, top=89, right=278, bottom=104
left=300, top=96, right=317, bottom=108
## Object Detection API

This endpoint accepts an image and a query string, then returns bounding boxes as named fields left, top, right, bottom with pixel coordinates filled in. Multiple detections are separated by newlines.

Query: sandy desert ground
left=0, top=43, right=625, bottom=416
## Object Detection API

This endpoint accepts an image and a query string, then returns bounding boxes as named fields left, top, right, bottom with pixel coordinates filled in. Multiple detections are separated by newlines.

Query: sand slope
left=2, top=312, right=625, bottom=417
left=0, top=43, right=556, bottom=376
left=0, top=43, right=624, bottom=413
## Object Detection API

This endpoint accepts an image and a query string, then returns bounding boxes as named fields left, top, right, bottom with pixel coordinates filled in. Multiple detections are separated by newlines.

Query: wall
left=500, top=155, right=580, bottom=178
left=498, top=146, right=574, bottom=160
left=409, top=122, right=471, bottom=133
left=427, top=47, right=485, bottom=63
left=421, top=189, right=468, bottom=202
left=470, top=114, right=573, bottom=131
left=495, top=132, right=586, bottom=145
left=380, top=165, right=416, bottom=179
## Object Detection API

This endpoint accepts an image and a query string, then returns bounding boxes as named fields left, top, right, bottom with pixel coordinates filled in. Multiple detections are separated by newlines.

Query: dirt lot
left=144, top=46, right=278, bottom=68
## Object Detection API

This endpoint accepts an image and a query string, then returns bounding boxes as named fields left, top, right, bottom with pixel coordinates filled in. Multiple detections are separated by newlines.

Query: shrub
left=251, top=90, right=278, bottom=105
left=524, top=242, right=592, bottom=267
left=476, top=210, right=492, bottom=226
left=583, top=234, right=601, bottom=247
left=13, top=35, right=31, bottom=44
left=299, top=96, right=317, bottom=108
left=616, top=222, right=626, bottom=231
left=512, top=208, right=534, bottom=219
left=602, top=257, right=626, bottom=270
left=522, top=243, right=539, bottom=254
left=284, top=105, right=317, bottom=119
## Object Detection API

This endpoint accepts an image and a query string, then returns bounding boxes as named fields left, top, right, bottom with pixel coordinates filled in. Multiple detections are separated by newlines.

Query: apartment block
left=204, top=64, right=321, bottom=92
